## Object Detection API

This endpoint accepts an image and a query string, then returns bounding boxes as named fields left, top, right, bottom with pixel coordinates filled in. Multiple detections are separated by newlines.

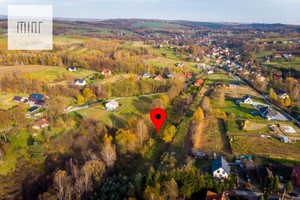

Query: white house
left=275, top=90, right=289, bottom=99
left=236, top=95, right=253, bottom=104
left=74, top=78, right=87, bottom=86
left=212, top=156, right=230, bottom=180
left=68, top=66, right=77, bottom=72
left=142, top=72, right=150, bottom=79
left=105, top=100, right=119, bottom=111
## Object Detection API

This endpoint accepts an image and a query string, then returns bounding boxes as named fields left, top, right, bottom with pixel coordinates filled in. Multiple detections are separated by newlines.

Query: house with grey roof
left=212, top=156, right=230, bottom=180
left=259, top=106, right=276, bottom=120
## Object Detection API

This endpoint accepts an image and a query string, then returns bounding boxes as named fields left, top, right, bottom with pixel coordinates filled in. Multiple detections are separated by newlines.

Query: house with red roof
left=155, top=75, right=163, bottom=80
left=185, top=73, right=192, bottom=79
left=194, top=79, right=203, bottom=86
left=292, top=165, right=300, bottom=188
left=101, top=69, right=112, bottom=77
left=32, top=118, right=49, bottom=130
left=274, top=54, right=282, bottom=59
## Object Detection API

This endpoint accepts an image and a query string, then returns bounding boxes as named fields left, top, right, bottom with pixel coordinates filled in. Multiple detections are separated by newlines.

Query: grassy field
left=73, top=96, right=158, bottom=128
left=212, top=99, right=263, bottom=119
left=230, top=136, right=300, bottom=161
left=254, top=51, right=273, bottom=58
left=0, top=93, right=29, bottom=110
left=194, top=119, right=232, bottom=157
left=130, top=22, right=184, bottom=29
left=0, top=35, right=7, bottom=44
left=53, top=35, right=86, bottom=45
left=0, top=130, right=31, bottom=175
left=94, top=74, right=132, bottom=84
left=262, top=60, right=300, bottom=71
left=0, top=35, right=86, bottom=45
left=202, top=71, right=240, bottom=86
left=31, top=67, right=96, bottom=82
left=0, top=65, right=53, bottom=78
left=225, top=119, right=277, bottom=136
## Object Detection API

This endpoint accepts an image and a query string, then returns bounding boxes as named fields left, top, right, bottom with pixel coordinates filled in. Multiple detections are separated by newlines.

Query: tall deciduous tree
left=162, top=125, right=177, bottom=143
left=192, top=107, right=204, bottom=122
left=269, top=88, right=277, bottom=101
left=200, top=96, right=212, bottom=115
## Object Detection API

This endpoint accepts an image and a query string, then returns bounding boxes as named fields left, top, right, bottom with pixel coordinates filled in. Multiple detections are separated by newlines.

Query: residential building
left=67, top=66, right=77, bottom=72
left=275, top=90, right=289, bottom=99
left=142, top=72, right=150, bottom=79
left=292, top=166, right=300, bottom=188
left=74, top=78, right=87, bottom=86
left=184, top=73, right=192, bottom=79
left=13, top=96, right=25, bottom=102
left=101, top=69, right=112, bottom=77
left=236, top=95, right=253, bottom=104
left=229, top=81, right=240, bottom=88
left=155, top=75, right=163, bottom=80
left=274, top=54, right=282, bottom=59
left=259, top=106, right=276, bottom=120
left=105, top=100, right=119, bottom=111
left=32, top=118, right=49, bottom=130
left=212, top=156, right=230, bottom=180
left=194, top=79, right=203, bottom=86
left=166, top=73, right=172, bottom=78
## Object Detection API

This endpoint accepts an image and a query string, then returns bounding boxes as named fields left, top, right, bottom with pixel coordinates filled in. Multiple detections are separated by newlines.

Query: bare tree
left=81, top=164, right=93, bottom=194
left=136, top=119, right=148, bottom=146
left=54, top=170, right=73, bottom=200
left=101, top=143, right=116, bottom=168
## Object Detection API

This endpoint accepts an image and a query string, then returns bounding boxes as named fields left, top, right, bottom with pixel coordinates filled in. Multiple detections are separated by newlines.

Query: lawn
left=73, top=96, right=158, bottom=128
left=31, top=67, right=96, bottom=82
left=0, top=93, right=29, bottom=110
left=202, top=71, right=239, bottom=86
left=211, top=99, right=260, bottom=119
left=230, top=136, right=300, bottom=161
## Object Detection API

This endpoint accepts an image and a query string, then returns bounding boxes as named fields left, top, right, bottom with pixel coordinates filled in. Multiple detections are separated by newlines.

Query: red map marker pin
left=150, top=108, right=166, bottom=134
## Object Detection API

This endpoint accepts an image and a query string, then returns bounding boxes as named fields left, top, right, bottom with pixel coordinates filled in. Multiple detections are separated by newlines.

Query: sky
left=0, top=0, right=300, bottom=24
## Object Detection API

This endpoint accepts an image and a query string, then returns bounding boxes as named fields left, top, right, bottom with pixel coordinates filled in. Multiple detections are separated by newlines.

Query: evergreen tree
left=285, top=181, right=293, bottom=193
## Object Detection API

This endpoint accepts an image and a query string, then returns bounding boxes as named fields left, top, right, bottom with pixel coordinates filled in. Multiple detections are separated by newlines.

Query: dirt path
left=191, top=122, right=208, bottom=153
